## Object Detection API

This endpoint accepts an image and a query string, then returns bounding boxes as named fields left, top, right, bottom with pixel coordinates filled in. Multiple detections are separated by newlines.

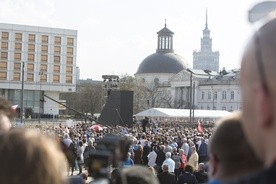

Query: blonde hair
left=0, top=129, right=68, bottom=184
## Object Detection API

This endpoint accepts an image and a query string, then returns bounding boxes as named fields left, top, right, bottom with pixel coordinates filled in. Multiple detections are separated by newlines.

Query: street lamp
left=38, top=71, right=43, bottom=123
left=20, top=62, right=25, bottom=124
left=187, top=68, right=194, bottom=124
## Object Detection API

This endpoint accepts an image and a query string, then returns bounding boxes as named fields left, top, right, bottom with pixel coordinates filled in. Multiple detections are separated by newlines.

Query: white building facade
left=170, top=69, right=241, bottom=112
left=0, top=23, right=77, bottom=115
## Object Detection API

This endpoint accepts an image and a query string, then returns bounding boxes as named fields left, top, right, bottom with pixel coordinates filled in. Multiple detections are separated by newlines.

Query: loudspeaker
left=99, top=90, right=133, bottom=127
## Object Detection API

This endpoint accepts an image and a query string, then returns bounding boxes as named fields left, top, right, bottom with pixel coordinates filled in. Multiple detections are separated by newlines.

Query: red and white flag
left=197, top=120, right=203, bottom=134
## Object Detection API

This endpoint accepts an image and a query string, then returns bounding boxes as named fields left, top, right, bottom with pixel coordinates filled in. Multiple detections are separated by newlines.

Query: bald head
left=242, top=18, right=276, bottom=91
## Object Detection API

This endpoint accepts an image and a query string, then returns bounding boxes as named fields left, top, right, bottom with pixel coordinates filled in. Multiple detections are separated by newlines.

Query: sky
left=0, top=0, right=262, bottom=80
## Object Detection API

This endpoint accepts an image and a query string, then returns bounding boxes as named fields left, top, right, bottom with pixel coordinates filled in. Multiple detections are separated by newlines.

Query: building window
left=28, top=34, right=35, bottom=42
left=67, top=56, right=73, bottom=64
left=213, top=106, right=216, bottom=110
left=53, top=65, right=60, bottom=73
left=53, top=75, right=60, bottom=83
left=40, top=73, right=47, bottom=82
left=14, top=53, right=21, bottom=61
left=201, top=106, right=204, bottom=109
left=14, top=63, right=21, bottom=71
left=208, top=91, right=211, bottom=100
left=66, top=76, right=72, bottom=83
left=41, top=55, right=47, bottom=62
left=41, top=35, right=48, bottom=43
left=66, top=66, right=73, bottom=74
left=1, top=52, right=8, bottom=60
left=27, top=73, right=34, bottom=81
left=222, top=106, right=226, bottom=110
left=67, top=47, right=73, bottom=55
left=27, top=64, right=34, bottom=71
left=2, top=32, right=9, bottom=40
left=40, top=64, right=47, bottom=72
left=28, top=54, right=34, bottom=62
left=15, top=33, right=22, bottom=41
left=67, top=37, right=74, bottom=46
left=222, top=91, right=227, bottom=100
left=0, top=62, right=7, bottom=69
left=54, top=46, right=61, bottom=54
left=0, top=72, right=7, bottom=80
left=28, top=44, right=35, bottom=52
left=201, top=92, right=205, bottom=100
left=13, top=72, right=21, bottom=81
left=15, top=43, right=22, bottom=51
left=41, top=45, right=48, bottom=53
left=54, top=56, right=60, bottom=63
left=214, top=91, right=217, bottom=100
left=231, top=91, right=234, bottom=100
left=55, top=36, right=61, bottom=45
left=1, top=42, right=8, bottom=50
left=207, top=106, right=210, bottom=110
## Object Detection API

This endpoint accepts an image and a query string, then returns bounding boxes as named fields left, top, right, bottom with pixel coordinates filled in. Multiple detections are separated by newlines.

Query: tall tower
left=193, top=9, right=219, bottom=72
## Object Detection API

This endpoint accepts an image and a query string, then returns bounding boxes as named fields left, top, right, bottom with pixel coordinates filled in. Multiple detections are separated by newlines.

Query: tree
left=60, top=83, right=105, bottom=117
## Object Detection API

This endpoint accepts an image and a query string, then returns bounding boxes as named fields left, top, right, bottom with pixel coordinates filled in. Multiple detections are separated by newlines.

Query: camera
left=88, top=134, right=132, bottom=183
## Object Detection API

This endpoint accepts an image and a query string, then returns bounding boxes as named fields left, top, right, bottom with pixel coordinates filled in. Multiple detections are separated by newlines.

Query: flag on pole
left=198, top=120, right=203, bottom=134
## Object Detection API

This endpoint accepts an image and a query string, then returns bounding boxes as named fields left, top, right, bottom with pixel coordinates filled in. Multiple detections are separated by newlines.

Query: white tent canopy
left=134, top=108, right=231, bottom=119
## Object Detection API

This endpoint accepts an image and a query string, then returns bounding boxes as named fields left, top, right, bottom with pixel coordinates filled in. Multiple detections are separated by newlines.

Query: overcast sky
left=0, top=0, right=261, bottom=80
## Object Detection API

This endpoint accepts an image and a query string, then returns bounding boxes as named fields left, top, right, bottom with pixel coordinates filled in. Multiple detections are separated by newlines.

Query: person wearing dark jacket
left=142, top=140, right=151, bottom=165
left=177, top=164, right=198, bottom=184
left=157, top=164, right=176, bottom=184
left=194, top=163, right=208, bottom=183
left=142, top=117, right=149, bottom=132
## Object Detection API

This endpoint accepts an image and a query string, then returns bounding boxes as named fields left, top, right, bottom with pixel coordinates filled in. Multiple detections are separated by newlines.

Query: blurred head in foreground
left=0, top=129, right=68, bottom=184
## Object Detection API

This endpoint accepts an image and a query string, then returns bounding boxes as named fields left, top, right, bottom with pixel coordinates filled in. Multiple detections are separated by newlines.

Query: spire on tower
left=165, top=19, right=167, bottom=27
left=205, top=8, right=208, bottom=29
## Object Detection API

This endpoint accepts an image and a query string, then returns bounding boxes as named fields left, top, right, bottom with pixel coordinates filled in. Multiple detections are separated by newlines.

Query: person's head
left=184, top=164, right=194, bottom=173
left=172, top=147, right=177, bottom=153
left=165, top=152, right=171, bottom=159
left=0, top=129, right=68, bottom=184
left=179, top=149, right=185, bottom=156
left=208, top=112, right=262, bottom=182
left=198, top=163, right=205, bottom=171
left=162, top=164, right=169, bottom=172
left=240, top=16, right=276, bottom=167
left=191, top=146, right=196, bottom=153
left=116, top=166, right=159, bottom=184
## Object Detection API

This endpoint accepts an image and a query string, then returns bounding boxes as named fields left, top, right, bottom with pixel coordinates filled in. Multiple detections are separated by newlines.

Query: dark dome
left=136, top=52, right=189, bottom=74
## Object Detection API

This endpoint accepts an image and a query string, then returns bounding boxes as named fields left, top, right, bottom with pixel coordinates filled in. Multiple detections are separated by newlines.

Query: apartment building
left=0, top=23, right=78, bottom=115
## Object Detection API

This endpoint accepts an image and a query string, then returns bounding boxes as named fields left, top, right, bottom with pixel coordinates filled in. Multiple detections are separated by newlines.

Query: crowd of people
left=2, top=2, right=276, bottom=183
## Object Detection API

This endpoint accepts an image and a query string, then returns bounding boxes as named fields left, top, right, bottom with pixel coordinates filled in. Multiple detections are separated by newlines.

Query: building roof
left=157, top=26, right=174, bottom=34
left=136, top=52, right=189, bottom=74
left=135, top=108, right=231, bottom=119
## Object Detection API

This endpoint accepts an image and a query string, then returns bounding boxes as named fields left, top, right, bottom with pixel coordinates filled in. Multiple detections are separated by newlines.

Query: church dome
left=136, top=22, right=189, bottom=74
left=136, top=52, right=188, bottom=74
